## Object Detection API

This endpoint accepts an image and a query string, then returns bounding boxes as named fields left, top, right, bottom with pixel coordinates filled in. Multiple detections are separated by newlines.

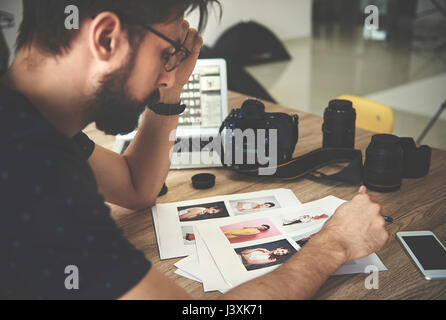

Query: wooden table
left=87, top=91, right=446, bottom=300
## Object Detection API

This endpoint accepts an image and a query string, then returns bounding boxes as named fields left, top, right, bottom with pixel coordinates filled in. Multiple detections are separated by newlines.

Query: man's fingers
left=183, top=27, right=198, bottom=49
left=180, top=20, right=190, bottom=44
left=182, top=27, right=203, bottom=56
left=375, top=214, right=386, bottom=228
left=372, top=202, right=382, bottom=214
left=357, top=185, right=380, bottom=204
left=191, top=36, right=204, bottom=55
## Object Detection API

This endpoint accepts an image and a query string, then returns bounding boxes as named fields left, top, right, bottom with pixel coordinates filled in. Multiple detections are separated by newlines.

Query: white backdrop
left=0, top=0, right=313, bottom=64
left=186, top=0, right=313, bottom=47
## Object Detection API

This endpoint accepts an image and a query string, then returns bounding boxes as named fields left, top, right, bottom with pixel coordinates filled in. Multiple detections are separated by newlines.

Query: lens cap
left=369, top=134, right=400, bottom=149
left=327, top=99, right=354, bottom=113
left=192, top=173, right=216, bottom=190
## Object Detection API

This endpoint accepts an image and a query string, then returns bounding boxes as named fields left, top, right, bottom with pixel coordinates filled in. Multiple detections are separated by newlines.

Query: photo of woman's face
left=177, top=201, right=229, bottom=222
left=207, top=207, right=222, bottom=214
left=235, top=239, right=297, bottom=271
left=272, top=248, right=289, bottom=256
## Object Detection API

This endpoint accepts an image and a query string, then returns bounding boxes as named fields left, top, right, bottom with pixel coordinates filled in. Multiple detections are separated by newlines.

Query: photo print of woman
left=235, top=239, right=297, bottom=271
left=220, top=217, right=282, bottom=244
left=230, top=196, right=281, bottom=215
left=282, top=213, right=329, bottom=226
left=181, top=226, right=196, bottom=245
left=177, top=201, right=230, bottom=222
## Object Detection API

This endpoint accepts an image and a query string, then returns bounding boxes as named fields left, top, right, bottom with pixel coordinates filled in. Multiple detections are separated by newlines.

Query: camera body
left=220, top=99, right=298, bottom=168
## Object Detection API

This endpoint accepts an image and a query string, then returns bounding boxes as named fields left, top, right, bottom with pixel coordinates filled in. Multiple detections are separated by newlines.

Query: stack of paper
left=152, top=189, right=387, bottom=293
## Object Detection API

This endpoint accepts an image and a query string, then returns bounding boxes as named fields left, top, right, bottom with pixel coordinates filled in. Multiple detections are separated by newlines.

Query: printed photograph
left=177, top=201, right=230, bottom=222
left=220, top=218, right=281, bottom=244
left=181, top=226, right=196, bottom=246
left=234, top=239, right=297, bottom=272
left=279, top=207, right=330, bottom=232
left=229, top=196, right=281, bottom=216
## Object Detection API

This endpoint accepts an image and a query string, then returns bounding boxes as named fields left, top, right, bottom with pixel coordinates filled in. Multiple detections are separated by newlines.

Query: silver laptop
left=113, top=59, right=228, bottom=169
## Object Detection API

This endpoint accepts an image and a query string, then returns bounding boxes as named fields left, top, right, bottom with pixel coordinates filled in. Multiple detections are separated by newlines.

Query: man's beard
left=91, top=56, right=160, bottom=136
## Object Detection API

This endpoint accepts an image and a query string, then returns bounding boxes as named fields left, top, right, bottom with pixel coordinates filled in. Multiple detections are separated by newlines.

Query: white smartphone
left=397, top=231, right=446, bottom=280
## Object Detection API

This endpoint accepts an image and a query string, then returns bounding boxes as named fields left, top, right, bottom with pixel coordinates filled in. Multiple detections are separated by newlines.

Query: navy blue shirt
left=0, top=84, right=151, bottom=299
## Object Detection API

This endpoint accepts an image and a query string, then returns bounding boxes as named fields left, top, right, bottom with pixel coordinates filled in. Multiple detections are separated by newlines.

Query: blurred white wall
left=186, top=0, right=313, bottom=47
left=0, top=0, right=313, bottom=63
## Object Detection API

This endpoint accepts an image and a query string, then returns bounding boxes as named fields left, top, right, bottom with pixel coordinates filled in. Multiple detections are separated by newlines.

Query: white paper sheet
left=196, top=196, right=387, bottom=289
left=174, top=236, right=231, bottom=292
left=195, top=229, right=232, bottom=292
left=174, top=268, right=202, bottom=283
left=152, top=188, right=302, bottom=260
left=174, top=254, right=202, bottom=282
left=174, top=251, right=231, bottom=294
left=333, top=253, right=387, bottom=275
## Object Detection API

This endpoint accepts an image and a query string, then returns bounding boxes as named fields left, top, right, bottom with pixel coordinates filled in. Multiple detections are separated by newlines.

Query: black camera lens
left=322, top=99, right=356, bottom=149
left=363, top=134, right=404, bottom=192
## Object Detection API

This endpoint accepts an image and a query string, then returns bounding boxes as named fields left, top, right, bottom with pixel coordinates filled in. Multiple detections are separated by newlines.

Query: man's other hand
left=320, top=186, right=389, bottom=262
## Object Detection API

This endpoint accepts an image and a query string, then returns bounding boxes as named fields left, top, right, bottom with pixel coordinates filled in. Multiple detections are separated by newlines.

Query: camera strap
left=225, top=138, right=430, bottom=187
left=218, top=99, right=430, bottom=188
left=225, top=147, right=363, bottom=185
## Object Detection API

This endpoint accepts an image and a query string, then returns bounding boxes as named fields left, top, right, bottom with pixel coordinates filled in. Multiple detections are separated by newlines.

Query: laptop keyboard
left=173, top=136, right=217, bottom=153
left=121, top=137, right=219, bottom=155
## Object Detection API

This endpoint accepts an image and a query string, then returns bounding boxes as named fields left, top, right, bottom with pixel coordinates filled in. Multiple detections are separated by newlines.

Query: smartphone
left=397, top=231, right=446, bottom=280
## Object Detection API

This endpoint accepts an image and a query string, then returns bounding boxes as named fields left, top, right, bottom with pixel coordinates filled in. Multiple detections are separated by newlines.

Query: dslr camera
left=219, top=99, right=298, bottom=174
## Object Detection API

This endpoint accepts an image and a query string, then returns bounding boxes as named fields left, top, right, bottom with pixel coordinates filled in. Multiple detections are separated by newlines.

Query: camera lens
left=363, top=134, right=404, bottom=192
left=322, top=99, right=356, bottom=149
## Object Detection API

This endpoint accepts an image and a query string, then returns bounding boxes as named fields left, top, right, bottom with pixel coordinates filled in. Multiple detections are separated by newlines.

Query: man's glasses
left=120, top=15, right=191, bottom=72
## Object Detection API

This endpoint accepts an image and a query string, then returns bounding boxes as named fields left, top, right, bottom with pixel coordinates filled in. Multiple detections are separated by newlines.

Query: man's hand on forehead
left=171, top=20, right=203, bottom=87
left=158, top=19, right=202, bottom=102
left=180, top=20, right=190, bottom=44
left=179, top=20, right=202, bottom=53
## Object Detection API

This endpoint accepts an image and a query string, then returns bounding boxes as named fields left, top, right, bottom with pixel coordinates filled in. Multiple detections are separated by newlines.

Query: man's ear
left=88, top=12, right=125, bottom=62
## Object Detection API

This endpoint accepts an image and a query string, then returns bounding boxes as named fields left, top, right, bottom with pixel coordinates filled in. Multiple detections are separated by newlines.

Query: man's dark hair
left=16, top=0, right=221, bottom=55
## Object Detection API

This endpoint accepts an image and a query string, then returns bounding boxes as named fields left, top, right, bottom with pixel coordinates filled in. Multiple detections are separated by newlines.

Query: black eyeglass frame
left=119, top=14, right=191, bottom=72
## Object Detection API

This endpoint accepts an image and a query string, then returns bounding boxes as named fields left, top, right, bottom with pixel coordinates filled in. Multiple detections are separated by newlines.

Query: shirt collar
left=0, top=82, right=41, bottom=116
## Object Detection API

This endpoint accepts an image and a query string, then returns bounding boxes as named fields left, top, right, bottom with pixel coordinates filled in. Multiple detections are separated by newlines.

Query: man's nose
left=156, top=69, right=176, bottom=89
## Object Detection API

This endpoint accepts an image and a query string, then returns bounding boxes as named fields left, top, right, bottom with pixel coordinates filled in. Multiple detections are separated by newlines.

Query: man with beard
left=0, top=0, right=389, bottom=300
